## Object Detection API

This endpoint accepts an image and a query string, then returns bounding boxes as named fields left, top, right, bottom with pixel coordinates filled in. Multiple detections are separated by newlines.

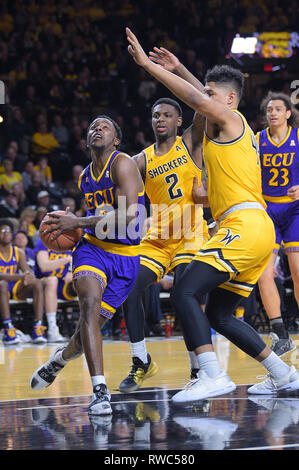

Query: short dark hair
left=260, top=91, right=299, bottom=127
left=205, top=65, right=245, bottom=102
left=0, top=219, right=14, bottom=232
left=151, top=98, right=182, bottom=117
left=87, top=115, right=123, bottom=144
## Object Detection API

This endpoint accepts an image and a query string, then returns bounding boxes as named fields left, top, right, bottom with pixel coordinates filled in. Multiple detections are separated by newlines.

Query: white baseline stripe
left=235, top=443, right=299, bottom=450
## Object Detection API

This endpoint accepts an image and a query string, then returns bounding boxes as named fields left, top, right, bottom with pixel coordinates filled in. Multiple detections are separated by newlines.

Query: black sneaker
left=270, top=332, right=296, bottom=357
left=30, top=347, right=66, bottom=390
left=89, top=383, right=112, bottom=416
left=119, top=354, right=158, bottom=393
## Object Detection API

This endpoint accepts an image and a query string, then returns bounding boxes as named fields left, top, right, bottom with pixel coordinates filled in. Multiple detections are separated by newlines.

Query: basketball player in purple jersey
left=30, top=116, right=145, bottom=416
left=257, top=92, right=299, bottom=356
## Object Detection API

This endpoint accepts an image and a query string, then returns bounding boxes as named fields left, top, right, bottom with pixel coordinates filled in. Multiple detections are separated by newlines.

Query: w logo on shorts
left=219, top=229, right=241, bottom=246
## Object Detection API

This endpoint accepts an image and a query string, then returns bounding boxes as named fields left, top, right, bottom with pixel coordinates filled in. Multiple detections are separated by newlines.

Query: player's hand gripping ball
left=39, top=210, right=82, bottom=252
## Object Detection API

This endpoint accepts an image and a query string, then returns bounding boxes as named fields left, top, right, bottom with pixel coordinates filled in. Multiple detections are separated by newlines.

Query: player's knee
left=79, top=293, right=99, bottom=318
left=32, top=278, right=43, bottom=293
left=170, top=284, right=188, bottom=312
left=44, top=276, right=58, bottom=291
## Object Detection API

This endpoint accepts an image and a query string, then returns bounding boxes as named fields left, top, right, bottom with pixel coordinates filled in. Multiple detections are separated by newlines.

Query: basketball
left=39, top=210, right=82, bottom=252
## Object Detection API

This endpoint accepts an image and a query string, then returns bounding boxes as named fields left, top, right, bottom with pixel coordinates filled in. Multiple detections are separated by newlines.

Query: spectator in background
left=11, top=181, right=26, bottom=213
left=51, top=114, right=69, bottom=150
left=21, top=160, right=35, bottom=191
left=65, top=164, right=83, bottom=208
left=133, top=131, right=151, bottom=153
left=31, top=206, right=48, bottom=245
left=20, top=207, right=37, bottom=239
left=34, top=155, right=52, bottom=185
left=13, top=230, right=35, bottom=268
left=31, top=122, right=59, bottom=157
left=7, top=108, right=33, bottom=155
left=3, top=142, right=27, bottom=172
left=35, top=191, right=55, bottom=212
left=23, top=84, right=44, bottom=123
left=61, top=196, right=76, bottom=213
left=26, top=171, right=48, bottom=206
left=0, top=191, right=21, bottom=218
left=0, top=159, right=23, bottom=191
left=69, top=125, right=82, bottom=154
left=137, top=68, right=157, bottom=102
left=72, top=138, right=89, bottom=167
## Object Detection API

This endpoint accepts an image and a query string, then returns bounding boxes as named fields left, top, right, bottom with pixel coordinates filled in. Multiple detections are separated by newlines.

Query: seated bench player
left=0, top=219, right=45, bottom=345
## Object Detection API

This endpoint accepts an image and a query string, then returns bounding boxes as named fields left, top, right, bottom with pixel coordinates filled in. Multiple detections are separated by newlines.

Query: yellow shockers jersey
left=203, top=110, right=266, bottom=221
left=144, top=136, right=203, bottom=243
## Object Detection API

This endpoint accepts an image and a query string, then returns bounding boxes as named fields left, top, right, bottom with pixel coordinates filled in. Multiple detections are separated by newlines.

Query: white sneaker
left=172, top=370, right=236, bottom=403
left=89, top=384, right=112, bottom=416
left=247, top=365, right=299, bottom=395
left=30, top=346, right=66, bottom=390
left=47, top=327, right=66, bottom=343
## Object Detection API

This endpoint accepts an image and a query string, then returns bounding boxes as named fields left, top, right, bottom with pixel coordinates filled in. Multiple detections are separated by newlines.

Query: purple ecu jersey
left=0, top=245, right=22, bottom=300
left=257, top=126, right=299, bottom=252
left=34, top=237, right=72, bottom=279
left=73, top=150, right=145, bottom=319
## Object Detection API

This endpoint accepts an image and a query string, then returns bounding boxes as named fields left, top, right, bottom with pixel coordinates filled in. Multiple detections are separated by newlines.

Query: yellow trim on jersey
left=274, top=242, right=281, bottom=251
left=266, top=126, right=292, bottom=148
left=256, top=132, right=260, bottom=146
left=284, top=242, right=299, bottom=248
left=15, top=246, right=19, bottom=263
left=101, top=301, right=116, bottom=314
left=90, top=152, right=114, bottom=182
left=219, top=282, right=252, bottom=298
left=62, top=281, right=77, bottom=300
left=181, top=137, right=202, bottom=171
left=78, top=169, right=85, bottom=191
left=0, top=245, right=13, bottom=263
left=204, top=111, right=245, bottom=146
left=263, top=194, right=294, bottom=204
left=11, top=280, right=22, bottom=301
left=140, top=255, right=166, bottom=278
left=73, top=265, right=107, bottom=286
left=83, top=233, right=139, bottom=256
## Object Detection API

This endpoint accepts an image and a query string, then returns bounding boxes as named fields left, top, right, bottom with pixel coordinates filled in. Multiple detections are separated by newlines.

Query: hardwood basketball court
left=1, top=333, right=299, bottom=451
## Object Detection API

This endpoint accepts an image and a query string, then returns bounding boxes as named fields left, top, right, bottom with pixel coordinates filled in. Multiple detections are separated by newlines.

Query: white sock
left=261, top=351, right=290, bottom=380
left=91, top=375, right=106, bottom=389
left=54, top=348, right=68, bottom=366
left=188, top=351, right=198, bottom=370
left=197, top=352, right=222, bottom=378
left=46, top=312, right=57, bottom=330
left=131, top=339, right=148, bottom=363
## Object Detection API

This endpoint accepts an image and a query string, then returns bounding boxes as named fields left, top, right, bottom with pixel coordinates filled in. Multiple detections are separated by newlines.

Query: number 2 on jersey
left=165, top=173, right=183, bottom=200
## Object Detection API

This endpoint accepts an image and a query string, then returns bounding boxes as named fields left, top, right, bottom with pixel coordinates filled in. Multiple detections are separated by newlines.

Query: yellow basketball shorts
left=140, top=232, right=205, bottom=282
left=194, top=209, right=275, bottom=297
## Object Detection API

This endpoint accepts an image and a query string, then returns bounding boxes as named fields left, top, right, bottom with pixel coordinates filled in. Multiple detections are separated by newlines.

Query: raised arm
left=126, top=28, right=240, bottom=129
left=149, top=47, right=205, bottom=92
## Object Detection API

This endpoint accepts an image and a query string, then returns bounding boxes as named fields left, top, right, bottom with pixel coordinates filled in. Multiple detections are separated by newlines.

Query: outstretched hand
left=149, top=47, right=180, bottom=72
left=126, top=27, right=150, bottom=68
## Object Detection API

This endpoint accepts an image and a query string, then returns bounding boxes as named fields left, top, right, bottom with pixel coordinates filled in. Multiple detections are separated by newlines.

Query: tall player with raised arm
left=125, top=28, right=299, bottom=401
